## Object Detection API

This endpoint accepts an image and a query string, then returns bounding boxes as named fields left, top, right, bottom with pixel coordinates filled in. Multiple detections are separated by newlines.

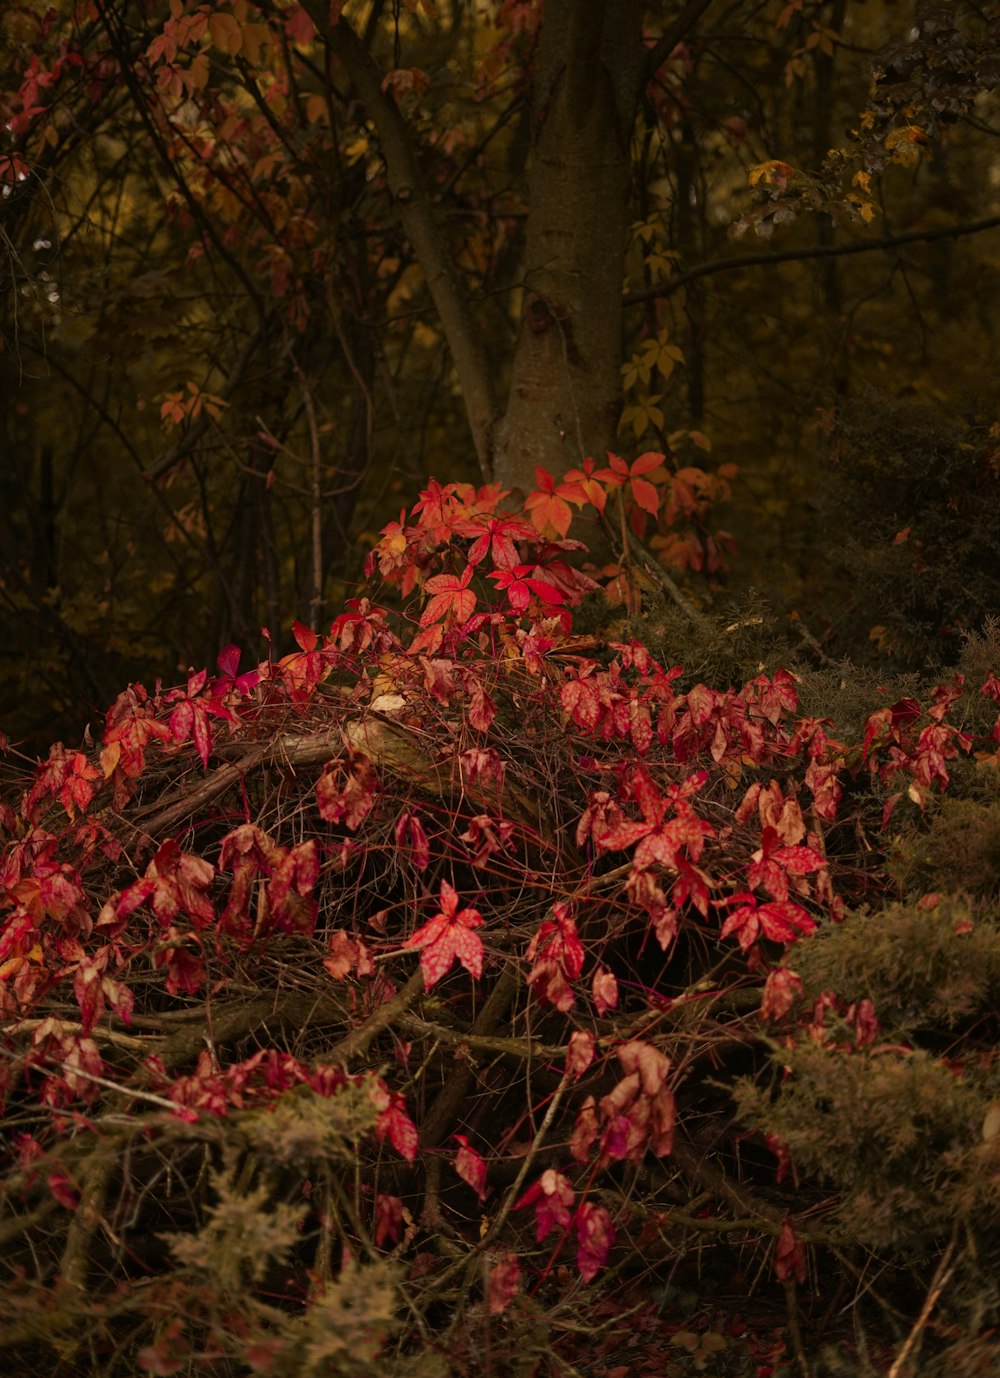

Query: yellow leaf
left=619, top=404, right=647, bottom=438
left=101, top=741, right=122, bottom=778
left=748, top=160, right=791, bottom=189
left=344, top=136, right=369, bottom=165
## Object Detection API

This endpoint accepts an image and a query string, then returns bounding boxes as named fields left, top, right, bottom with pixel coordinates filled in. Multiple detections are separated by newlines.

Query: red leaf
left=805, top=759, right=842, bottom=821
left=284, top=4, right=318, bottom=44
left=375, top=1089, right=419, bottom=1162
left=672, top=857, right=711, bottom=918
left=630, top=475, right=660, bottom=516
left=617, top=1039, right=670, bottom=1097
left=406, top=881, right=484, bottom=988
left=524, top=467, right=577, bottom=537
left=566, top=1030, right=595, bottom=1077
left=48, top=1169, right=80, bottom=1210
left=569, top=1098, right=600, bottom=1162
left=155, top=939, right=205, bottom=997
left=771, top=842, right=827, bottom=875
left=562, top=457, right=610, bottom=512
left=562, top=678, right=602, bottom=732
left=453, top=1134, right=489, bottom=1200
left=526, top=903, right=583, bottom=1008
left=267, top=839, right=319, bottom=934
left=758, top=901, right=816, bottom=944
left=291, top=619, right=318, bottom=651
left=118, top=839, right=214, bottom=928
left=323, top=929, right=375, bottom=980
left=592, top=967, right=618, bottom=1015
left=316, top=751, right=378, bottom=829
left=457, top=513, right=537, bottom=569
left=420, top=565, right=476, bottom=627
left=575, top=1201, right=615, bottom=1282
left=576, top=790, right=625, bottom=849
left=394, top=810, right=430, bottom=870
left=774, top=1220, right=807, bottom=1284
left=719, top=892, right=814, bottom=950
left=760, top=966, right=804, bottom=1020
left=373, top=1192, right=404, bottom=1248
left=515, top=1168, right=574, bottom=1241
left=468, top=682, right=496, bottom=732
left=525, top=902, right=583, bottom=977
left=630, top=450, right=665, bottom=475
left=487, top=1252, right=521, bottom=1314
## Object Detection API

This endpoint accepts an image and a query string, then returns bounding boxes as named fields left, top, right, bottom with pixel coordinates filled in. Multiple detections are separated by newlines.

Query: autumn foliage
left=2, top=463, right=1000, bottom=1376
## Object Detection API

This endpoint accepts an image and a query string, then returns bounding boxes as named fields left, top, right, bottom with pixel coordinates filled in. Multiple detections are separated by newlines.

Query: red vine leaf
left=406, top=881, right=484, bottom=988
left=452, top=1134, right=489, bottom=1200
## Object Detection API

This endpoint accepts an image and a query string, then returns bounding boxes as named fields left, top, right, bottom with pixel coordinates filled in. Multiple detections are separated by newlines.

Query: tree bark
left=494, top=0, right=644, bottom=494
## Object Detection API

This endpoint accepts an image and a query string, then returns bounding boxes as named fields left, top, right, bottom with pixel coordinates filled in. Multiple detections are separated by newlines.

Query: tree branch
left=311, top=9, right=501, bottom=480
left=645, top=0, right=716, bottom=78
left=623, top=213, right=1000, bottom=305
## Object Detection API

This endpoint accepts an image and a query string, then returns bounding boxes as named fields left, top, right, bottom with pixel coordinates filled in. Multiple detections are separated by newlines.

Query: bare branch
left=645, top=0, right=716, bottom=78
left=623, top=214, right=1000, bottom=306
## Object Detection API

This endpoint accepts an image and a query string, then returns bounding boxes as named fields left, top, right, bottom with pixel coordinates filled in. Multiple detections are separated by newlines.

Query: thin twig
left=623, top=214, right=1000, bottom=306
left=886, top=1233, right=958, bottom=1378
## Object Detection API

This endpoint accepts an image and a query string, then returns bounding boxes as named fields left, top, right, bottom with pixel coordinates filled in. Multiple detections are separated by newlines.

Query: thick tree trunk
left=494, top=0, right=644, bottom=495
left=327, top=1, right=644, bottom=494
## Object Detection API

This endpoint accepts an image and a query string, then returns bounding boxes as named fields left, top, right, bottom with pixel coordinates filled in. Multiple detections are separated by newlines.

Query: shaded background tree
left=2, top=0, right=999, bottom=751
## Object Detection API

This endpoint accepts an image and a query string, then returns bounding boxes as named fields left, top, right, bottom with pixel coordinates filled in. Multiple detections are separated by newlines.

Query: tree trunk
left=494, top=0, right=643, bottom=495
left=327, top=1, right=644, bottom=494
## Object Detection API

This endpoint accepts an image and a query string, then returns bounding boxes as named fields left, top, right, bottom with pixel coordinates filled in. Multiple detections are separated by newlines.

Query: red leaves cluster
left=862, top=676, right=974, bottom=818
left=514, top=1170, right=616, bottom=1284
left=165, top=668, right=236, bottom=767
left=718, top=893, right=816, bottom=952
left=100, top=685, right=173, bottom=805
left=25, top=746, right=99, bottom=821
left=517, top=1168, right=575, bottom=1241
left=372, top=1086, right=420, bottom=1162
left=577, top=1039, right=677, bottom=1165
left=364, top=459, right=721, bottom=633
left=118, top=839, right=215, bottom=929
left=6, top=460, right=1000, bottom=1318
left=316, top=750, right=379, bottom=830
left=525, top=902, right=583, bottom=1012
left=601, top=766, right=714, bottom=871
